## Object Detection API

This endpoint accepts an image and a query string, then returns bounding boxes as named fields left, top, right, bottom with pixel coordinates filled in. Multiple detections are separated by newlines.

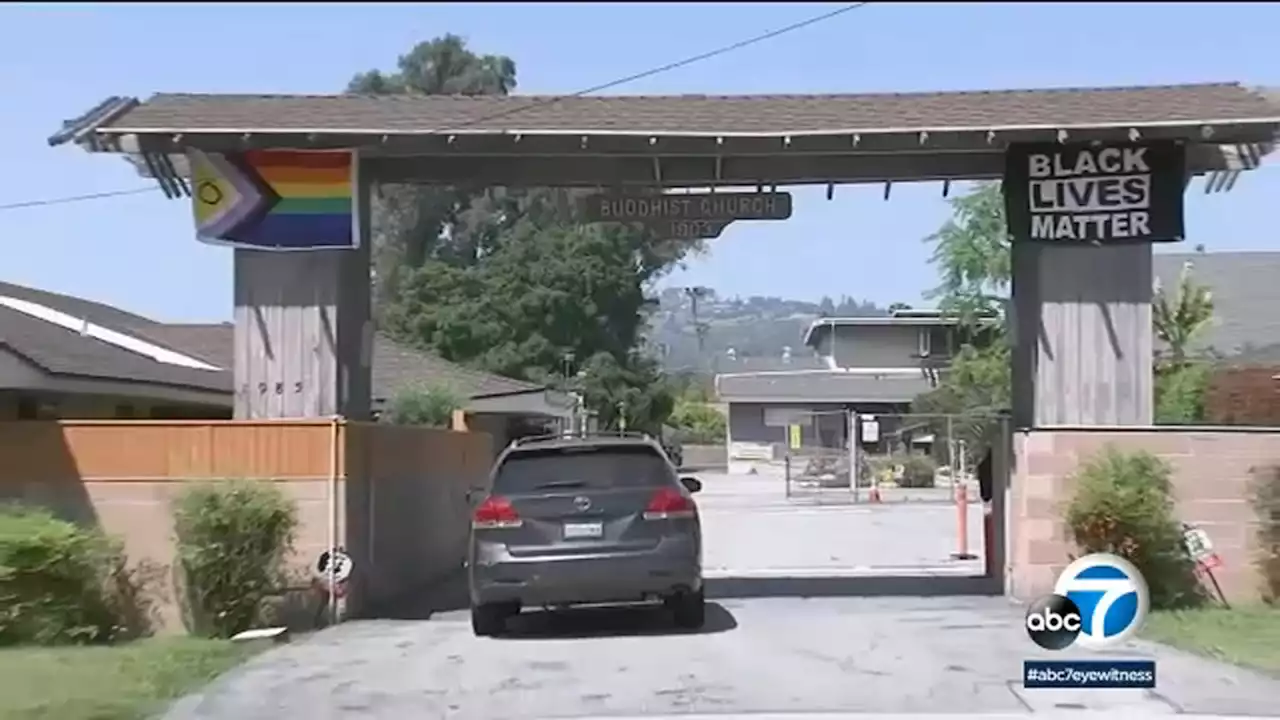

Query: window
left=917, top=328, right=932, bottom=357
left=494, top=445, right=673, bottom=494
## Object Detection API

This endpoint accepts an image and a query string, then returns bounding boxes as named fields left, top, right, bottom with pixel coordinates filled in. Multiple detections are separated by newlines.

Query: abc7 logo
left=1026, top=552, right=1150, bottom=651
left=1024, top=594, right=1084, bottom=650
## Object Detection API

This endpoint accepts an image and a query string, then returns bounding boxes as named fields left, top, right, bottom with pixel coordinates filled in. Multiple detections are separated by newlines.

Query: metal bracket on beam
left=714, top=156, right=723, bottom=185
left=652, top=157, right=663, bottom=187
left=581, top=135, right=589, bottom=149
left=918, top=131, right=929, bottom=146
left=826, top=183, right=834, bottom=201
left=1056, top=129, right=1069, bottom=144
left=883, top=181, right=892, bottom=201
left=851, top=134, right=861, bottom=148
left=1128, top=128, right=1141, bottom=142
left=942, top=179, right=951, bottom=198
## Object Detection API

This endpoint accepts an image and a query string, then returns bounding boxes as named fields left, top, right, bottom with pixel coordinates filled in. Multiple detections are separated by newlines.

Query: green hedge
left=1064, top=447, right=1205, bottom=610
left=173, top=481, right=298, bottom=638
left=0, top=506, right=153, bottom=646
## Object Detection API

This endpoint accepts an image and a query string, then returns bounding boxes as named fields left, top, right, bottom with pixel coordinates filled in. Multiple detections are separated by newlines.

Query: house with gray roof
left=0, top=280, right=570, bottom=446
left=715, top=309, right=991, bottom=462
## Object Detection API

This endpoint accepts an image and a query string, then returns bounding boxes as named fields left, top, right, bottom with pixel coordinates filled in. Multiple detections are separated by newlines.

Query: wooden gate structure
left=46, top=84, right=1280, bottom=597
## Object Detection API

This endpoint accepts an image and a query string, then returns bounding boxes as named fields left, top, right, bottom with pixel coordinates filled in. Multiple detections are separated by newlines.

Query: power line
left=0, top=186, right=158, bottom=211
left=1, top=2, right=870, bottom=213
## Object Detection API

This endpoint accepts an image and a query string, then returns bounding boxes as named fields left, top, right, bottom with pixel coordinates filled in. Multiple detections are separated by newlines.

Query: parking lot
left=696, top=468, right=985, bottom=579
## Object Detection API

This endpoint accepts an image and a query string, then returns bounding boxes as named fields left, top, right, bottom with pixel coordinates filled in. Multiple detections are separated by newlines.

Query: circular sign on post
left=314, top=548, right=353, bottom=588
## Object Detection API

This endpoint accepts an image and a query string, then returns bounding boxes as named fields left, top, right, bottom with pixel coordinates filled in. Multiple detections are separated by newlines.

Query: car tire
left=669, top=589, right=706, bottom=629
left=471, top=603, right=513, bottom=637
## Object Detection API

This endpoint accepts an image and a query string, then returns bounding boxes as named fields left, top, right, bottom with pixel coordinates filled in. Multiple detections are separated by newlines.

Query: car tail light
left=473, top=496, right=523, bottom=529
left=643, top=487, right=696, bottom=520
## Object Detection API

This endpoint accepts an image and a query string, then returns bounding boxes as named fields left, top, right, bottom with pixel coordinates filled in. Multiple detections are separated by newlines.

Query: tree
left=912, top=182, right=1011, bottom=465
left=1153, top=260, right=1215, bottom=367
left=347, top=35, right=518, bottom=316
left=923, top=182, right=1010, bottom=322
left=1152, top=261, right=1215, bottom=424
left=356, top=36, right=701, bottom=428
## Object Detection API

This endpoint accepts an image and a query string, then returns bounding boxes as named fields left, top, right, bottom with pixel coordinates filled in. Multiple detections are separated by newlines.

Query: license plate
left=563, top=521, right=603, bottom=539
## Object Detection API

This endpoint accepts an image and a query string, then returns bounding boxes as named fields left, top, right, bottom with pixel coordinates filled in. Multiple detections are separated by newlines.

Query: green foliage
left=172, top=483, right=298, bottom=639
left=0, top=506, right=153, bottom=646
left=357, top=36, right=700, bottom=431
left=912, top=342, right=1011, bottom=467
left=1154, top=260, right=1215, bottom=366
left=1064, top=447, right=1205, bottom=610
left=383, top=383, right=464, bottom=427
left=1154, top=362, right=1211, bottom=425
left=872, top=453, right=938, bottom=488
left=924, top=182, right=1010, bottom=322
left=576, top=351, right=675, bottom=435
left=667, top=399, right=726, bottom=444
left=1250, top=465, right=1280, bottom=604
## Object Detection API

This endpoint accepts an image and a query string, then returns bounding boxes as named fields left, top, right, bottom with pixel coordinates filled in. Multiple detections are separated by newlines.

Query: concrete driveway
left=165, top=596, right=1280, bottom=719
left=163, top=470, right=1279, bottom=719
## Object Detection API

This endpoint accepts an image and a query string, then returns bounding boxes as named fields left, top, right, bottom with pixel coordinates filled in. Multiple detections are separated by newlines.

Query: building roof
left=0, top=280, right=547, bottom=403
left=0, top=281, right=231, bottom=393
left=1153, top=251, right=1280, bottom=359
left=75, top=84, right=1280, bottom=137
left=715, top=369, right=935, bottom=404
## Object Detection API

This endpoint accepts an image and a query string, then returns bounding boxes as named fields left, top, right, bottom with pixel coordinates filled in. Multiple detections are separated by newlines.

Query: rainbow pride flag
left=189, top=149, right=357, bottom=250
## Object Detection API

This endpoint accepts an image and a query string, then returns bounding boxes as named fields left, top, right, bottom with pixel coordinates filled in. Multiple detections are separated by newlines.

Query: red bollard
left=951, top=480, right=977, bottom=560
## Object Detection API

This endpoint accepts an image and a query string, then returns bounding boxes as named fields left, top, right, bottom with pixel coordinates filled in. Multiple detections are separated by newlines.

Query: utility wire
left=0, top=186, right=158, bottom=211
left=0, top=2, right=870, bottom=213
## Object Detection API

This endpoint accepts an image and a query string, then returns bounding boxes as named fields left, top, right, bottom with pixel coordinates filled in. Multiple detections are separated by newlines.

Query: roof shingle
left=103, top=83, right=1280, bottom=136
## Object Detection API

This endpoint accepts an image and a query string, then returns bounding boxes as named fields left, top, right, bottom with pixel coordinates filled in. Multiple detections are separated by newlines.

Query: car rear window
left=494, top=445, right=673, bottom=494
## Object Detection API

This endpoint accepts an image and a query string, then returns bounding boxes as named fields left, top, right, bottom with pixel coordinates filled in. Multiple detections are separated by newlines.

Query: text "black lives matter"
left=1028, top=146, right=1154, bottom=242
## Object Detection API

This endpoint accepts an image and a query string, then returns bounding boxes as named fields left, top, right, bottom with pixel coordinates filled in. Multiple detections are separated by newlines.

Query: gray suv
left=467, top=432, right=705, bottom=636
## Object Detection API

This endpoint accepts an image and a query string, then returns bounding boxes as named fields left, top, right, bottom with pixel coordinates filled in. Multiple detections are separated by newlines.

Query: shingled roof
left=91, top=83, right=1280, bottom=135
left=0, top=280, right=546, bottom=402
left=0, top=281, right=230, bottom=393
left=134, top=323, right=545, bottom=402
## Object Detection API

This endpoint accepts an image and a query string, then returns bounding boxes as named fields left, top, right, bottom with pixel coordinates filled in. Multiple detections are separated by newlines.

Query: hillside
left=648, top=287, right=890, bottom=373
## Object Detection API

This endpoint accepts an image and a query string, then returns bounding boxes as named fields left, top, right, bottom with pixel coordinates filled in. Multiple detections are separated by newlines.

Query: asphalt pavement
left=163, top=596, right=1280, bottom=719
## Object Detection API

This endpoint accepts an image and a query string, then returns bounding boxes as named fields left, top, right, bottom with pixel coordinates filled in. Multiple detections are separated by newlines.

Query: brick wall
left=1010, top=428, right=1277, bottom=604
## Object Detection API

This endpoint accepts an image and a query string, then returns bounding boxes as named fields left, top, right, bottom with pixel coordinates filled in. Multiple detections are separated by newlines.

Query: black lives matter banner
left=1003, top=142, right=1186, bottom=244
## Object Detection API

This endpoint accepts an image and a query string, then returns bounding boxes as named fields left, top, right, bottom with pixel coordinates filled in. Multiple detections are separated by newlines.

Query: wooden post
left=1011, top=242, right=1154, bottom=427
left=231, top=169, right=373, bottom=420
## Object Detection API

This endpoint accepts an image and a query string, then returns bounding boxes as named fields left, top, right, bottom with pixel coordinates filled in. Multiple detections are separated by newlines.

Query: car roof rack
left=511, top=429, right=653, bottom=447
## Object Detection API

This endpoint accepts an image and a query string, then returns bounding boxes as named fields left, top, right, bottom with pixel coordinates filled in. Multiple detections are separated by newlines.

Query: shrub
left=1154, top=363, right=1211, bottom=425
left=896, top=453, right=938, bottom=488
left=872, top=452, right=938, bottom=488
left=667, top=401, right=726, bottom=445
left=173, top=482, right=298, bottom=638
left=383, top=383, right=464, bottom=427
left=1250, top=465, right=1280, bottom=604
left=0, top=506, right=154, bottom=645
left=1064, top=447, right=1205, bottom=610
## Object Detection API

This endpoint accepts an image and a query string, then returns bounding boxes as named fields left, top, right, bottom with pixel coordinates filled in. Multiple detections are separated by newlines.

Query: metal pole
left=848, top=409, right=860, bottom=503
left=945, top=415, right=955, bottom=488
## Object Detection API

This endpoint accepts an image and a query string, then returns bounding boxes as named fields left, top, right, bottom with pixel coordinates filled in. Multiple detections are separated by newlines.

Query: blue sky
left=1, top=2, right=1276, bottom=322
